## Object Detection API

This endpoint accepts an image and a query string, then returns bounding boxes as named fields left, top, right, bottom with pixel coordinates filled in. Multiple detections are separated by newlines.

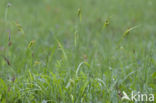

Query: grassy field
left=0, top=0, right=156, bottom=102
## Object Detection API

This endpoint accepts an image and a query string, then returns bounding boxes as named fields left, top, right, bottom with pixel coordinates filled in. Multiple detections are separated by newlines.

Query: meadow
left=0, top=0, right=156, bottom=102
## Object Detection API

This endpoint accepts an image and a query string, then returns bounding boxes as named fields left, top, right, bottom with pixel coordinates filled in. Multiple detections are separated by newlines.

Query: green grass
left=0, top=0, right=156, bottom=102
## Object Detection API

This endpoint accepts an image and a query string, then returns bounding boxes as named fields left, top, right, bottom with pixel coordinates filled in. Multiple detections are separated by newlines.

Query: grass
left=0, top=0, right=156, bottom=102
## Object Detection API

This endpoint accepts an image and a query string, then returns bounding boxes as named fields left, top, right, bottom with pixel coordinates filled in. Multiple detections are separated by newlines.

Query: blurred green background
left=0, top=0, right=156, bottom=102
